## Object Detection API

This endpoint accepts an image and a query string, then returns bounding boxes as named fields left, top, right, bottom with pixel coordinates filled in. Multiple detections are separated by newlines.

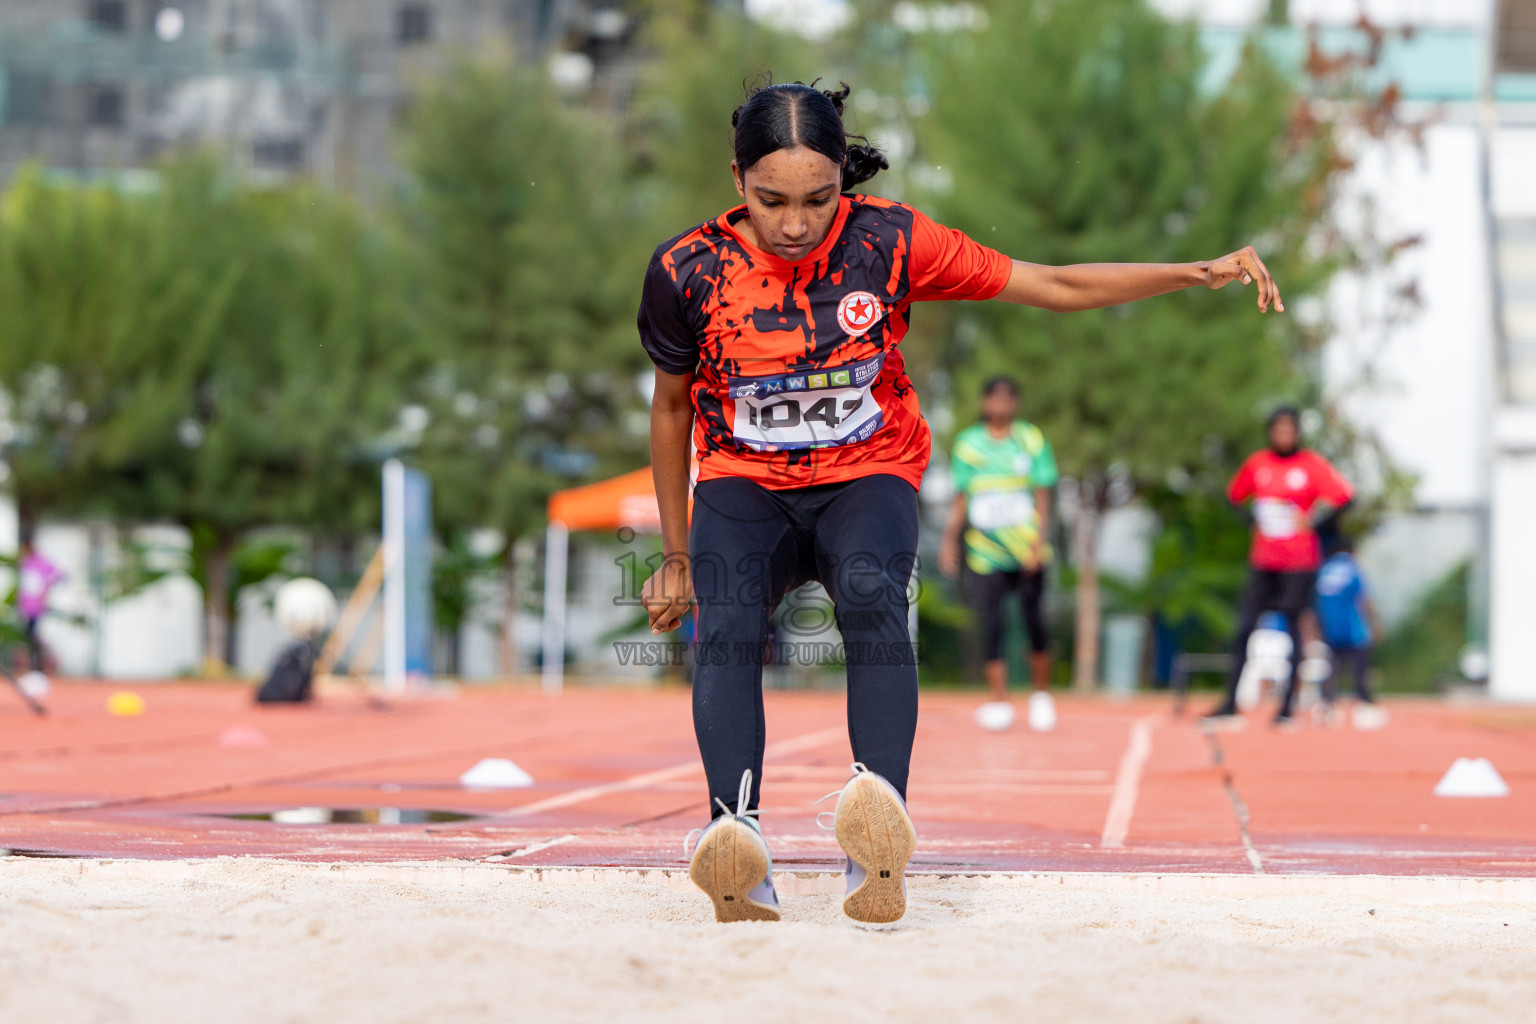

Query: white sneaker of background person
left=17, top=671, right=50, bottom=700
left=1028, top=690, right=1056, bottom=732
left=1352, top=702, right=1389, bottom=731
left=974, top=700, right=1016, bottom=731
left=684, top=769, right=780, bottom=923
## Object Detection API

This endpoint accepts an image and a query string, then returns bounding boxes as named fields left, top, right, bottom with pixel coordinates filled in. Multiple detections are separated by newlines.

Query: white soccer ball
left=274, top=577, right=338, bottom=640
left=975, top=701, right=1016, bottom=732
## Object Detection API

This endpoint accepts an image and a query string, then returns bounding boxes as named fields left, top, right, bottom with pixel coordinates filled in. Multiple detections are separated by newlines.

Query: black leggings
left=24, top=616, right=43, bottom=673
left=972, top=568, right=1049, bottom=661
left=689, top=473, right=919, bottom=817
left=1218, top=569, right=1317, bottom=718
left=1323, top=646, right=1375, bottom=704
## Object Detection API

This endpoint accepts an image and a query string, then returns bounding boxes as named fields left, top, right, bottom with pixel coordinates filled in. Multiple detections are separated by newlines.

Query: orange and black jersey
left=638, top=193, right=1012, bottom=491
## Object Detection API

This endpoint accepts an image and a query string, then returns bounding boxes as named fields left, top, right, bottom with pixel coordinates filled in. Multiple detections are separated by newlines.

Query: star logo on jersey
left=836, top=290, right=883, bottom=336
left=1286, top=468, right=1308, bottom=490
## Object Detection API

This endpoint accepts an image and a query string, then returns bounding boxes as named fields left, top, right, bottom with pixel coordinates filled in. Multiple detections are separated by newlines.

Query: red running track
left=1, top=681, right=1533, bottom=875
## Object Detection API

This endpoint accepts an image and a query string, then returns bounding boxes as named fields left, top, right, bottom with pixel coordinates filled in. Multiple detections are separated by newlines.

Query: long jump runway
left=3, top=682, right=1533, bottom=877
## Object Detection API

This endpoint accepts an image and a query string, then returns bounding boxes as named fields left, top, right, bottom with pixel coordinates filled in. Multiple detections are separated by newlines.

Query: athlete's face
left=732, top=147, right=842, bottom=262
left=1268, top=416, right=1299, bottom=454
left=982, top=388, right=1018, bottom=425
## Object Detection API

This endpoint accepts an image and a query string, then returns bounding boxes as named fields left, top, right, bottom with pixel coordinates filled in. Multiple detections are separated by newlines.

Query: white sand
left=2, top=859, right=1533, bottom=1024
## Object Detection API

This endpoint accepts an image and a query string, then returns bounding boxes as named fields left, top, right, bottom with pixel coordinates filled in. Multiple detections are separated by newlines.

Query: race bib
left=728, top=354, right=885, bottom=451
left=968, top=489, right=1035, bottom=531
left=1253, top=497, right=1302, bottom=539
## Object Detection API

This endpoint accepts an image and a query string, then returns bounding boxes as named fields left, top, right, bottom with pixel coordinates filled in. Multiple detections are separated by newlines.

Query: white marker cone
left=1433, top=757, right=1510, bottom=798
left=460, top=757, right=535, bottom=790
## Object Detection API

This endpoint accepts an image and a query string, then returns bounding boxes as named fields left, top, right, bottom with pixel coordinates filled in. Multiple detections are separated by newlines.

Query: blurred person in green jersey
left=941, top=377, right=1059, bottom=732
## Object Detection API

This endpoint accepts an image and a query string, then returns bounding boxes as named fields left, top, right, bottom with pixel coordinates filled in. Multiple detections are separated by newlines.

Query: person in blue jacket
left=1314, top=536, right=1381, bottom=710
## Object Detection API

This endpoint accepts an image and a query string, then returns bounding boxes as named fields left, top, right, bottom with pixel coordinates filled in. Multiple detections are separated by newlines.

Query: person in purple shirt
left=17, top=538, right=63, bottom=673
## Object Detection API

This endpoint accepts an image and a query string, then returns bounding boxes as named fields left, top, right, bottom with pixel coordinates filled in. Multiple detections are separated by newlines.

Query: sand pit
left=2, top=859, right=1532, bottom=1023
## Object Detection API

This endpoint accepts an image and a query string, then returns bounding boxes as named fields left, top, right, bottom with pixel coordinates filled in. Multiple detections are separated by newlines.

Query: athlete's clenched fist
left=642, top=553, right=692, bottom=634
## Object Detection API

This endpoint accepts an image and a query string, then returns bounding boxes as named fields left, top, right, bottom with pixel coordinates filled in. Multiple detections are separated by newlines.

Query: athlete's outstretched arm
left=995, top=246, right=1283, bottom=314
left=643, top=368, right=695, bottom=634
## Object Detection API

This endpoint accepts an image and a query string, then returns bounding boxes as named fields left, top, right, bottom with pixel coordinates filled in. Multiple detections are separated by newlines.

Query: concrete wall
left=1325, top=122, right=1495, bottom=509
left=29, top=522, right=201, bottom=679
left=1490, top=409, right=1536, bottom=701
left=1358, top=509, right=1477, bottom=628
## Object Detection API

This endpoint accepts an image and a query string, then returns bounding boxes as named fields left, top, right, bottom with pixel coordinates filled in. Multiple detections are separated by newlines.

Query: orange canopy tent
left=546, top=465, right=664, bottom=533
left=541, top=463, right=689, bottom=692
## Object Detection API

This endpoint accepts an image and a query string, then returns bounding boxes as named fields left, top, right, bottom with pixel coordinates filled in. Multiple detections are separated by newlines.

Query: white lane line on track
left=503, top=834, right=580, bottom=858
left=1100, top=714, right=1159, bottom=849
left=499, top=726, right=846, bottom=818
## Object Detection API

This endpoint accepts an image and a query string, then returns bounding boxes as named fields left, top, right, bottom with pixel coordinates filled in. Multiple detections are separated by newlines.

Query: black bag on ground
left=256, top=640, right=319, bottom=703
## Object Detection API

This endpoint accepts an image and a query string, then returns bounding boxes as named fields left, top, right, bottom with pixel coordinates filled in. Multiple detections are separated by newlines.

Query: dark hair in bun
left=731, top=79, right=888, bottom=192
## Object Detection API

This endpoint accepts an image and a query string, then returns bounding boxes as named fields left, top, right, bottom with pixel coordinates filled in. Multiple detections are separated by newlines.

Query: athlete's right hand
left=642, top=553, right=693, bottom=633
left=1201, top=245, right=1284, bottom=314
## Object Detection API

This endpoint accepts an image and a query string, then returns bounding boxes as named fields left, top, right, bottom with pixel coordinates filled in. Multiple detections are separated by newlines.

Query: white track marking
left=499, top=726, right=845, bottom=817
left=1100, top=714, right=1159, bottom=849
left=500, top=834, right=580, bottom=859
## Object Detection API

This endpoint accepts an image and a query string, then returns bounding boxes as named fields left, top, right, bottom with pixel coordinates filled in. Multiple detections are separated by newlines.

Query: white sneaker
left=974, top=701, right=1015, bottom=731
left=685, top=770, right=780, bottom=923
left=1352, top=703, right=1389, bottom=731
left=817, top=763, right=915, bottom=924
left=1028, top=690, right=1057, bottom=732
left=17, top=671, right=50, bottom=700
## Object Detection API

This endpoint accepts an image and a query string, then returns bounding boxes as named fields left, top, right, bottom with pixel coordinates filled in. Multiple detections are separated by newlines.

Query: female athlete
left=638, top=81, right=1282, bottom=924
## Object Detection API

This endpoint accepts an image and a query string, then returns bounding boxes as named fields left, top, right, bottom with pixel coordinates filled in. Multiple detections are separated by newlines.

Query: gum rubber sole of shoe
left=835, top=774, right=916, bottom=924
left=688, top=818, right=780, bottom=923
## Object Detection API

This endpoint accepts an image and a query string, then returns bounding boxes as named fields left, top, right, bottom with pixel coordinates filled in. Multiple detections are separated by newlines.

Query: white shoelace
left=813, top=761, right=868, bottom=830
left=683, top=768, right=762, bottom=857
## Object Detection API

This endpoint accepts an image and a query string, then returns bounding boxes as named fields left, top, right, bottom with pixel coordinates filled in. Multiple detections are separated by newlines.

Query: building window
left=253, top=138, right=305, bottom=168
left=397, top=3, right=433, bottom=46
left=3, top=74, right=52, bottom=126
left=87, top=85, right=125, bottom=127
left=87, top=0, right=127, bottom=33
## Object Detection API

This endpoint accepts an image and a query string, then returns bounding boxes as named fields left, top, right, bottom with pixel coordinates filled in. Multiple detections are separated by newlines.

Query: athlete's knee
left=832, top=551, right=915, bottom=612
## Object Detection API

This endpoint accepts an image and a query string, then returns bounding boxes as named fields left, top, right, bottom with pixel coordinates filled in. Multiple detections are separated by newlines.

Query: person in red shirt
left=1205, top=407, right=1353, bottom=726
left=639, top=80, right=1284, bottom=925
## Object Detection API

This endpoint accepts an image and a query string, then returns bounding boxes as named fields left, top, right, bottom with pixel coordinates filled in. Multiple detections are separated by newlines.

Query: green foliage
left=398, top=54, right=651, bottom=541
left=0, top=157, right=416, bottom=662
left=0, top=1, right=1396, bottom=680
left=1104, top=484, right=1251, bottom=651
left=914, top=575, right=974, bottom=684
left=628, top=3, right=822, bottom=234
left=430, top=533, right=501, bottom=636
left=1375, top=561, right=1469, bottom=694
left=920, top=0, right=1339, bottom=485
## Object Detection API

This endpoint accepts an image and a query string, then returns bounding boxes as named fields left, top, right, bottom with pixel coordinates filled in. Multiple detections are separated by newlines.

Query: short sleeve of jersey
left=950, top=426, right=984, bottom=495
left=637, top=250, right=699, bottom=376
left=1312, top=454, right=1354, bottom=506
left=1031, top=434, right=1060, bottom=488
left=908, top=208, right=1012, bottom=303
left=1227, top=455, right=1258, bottom=503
